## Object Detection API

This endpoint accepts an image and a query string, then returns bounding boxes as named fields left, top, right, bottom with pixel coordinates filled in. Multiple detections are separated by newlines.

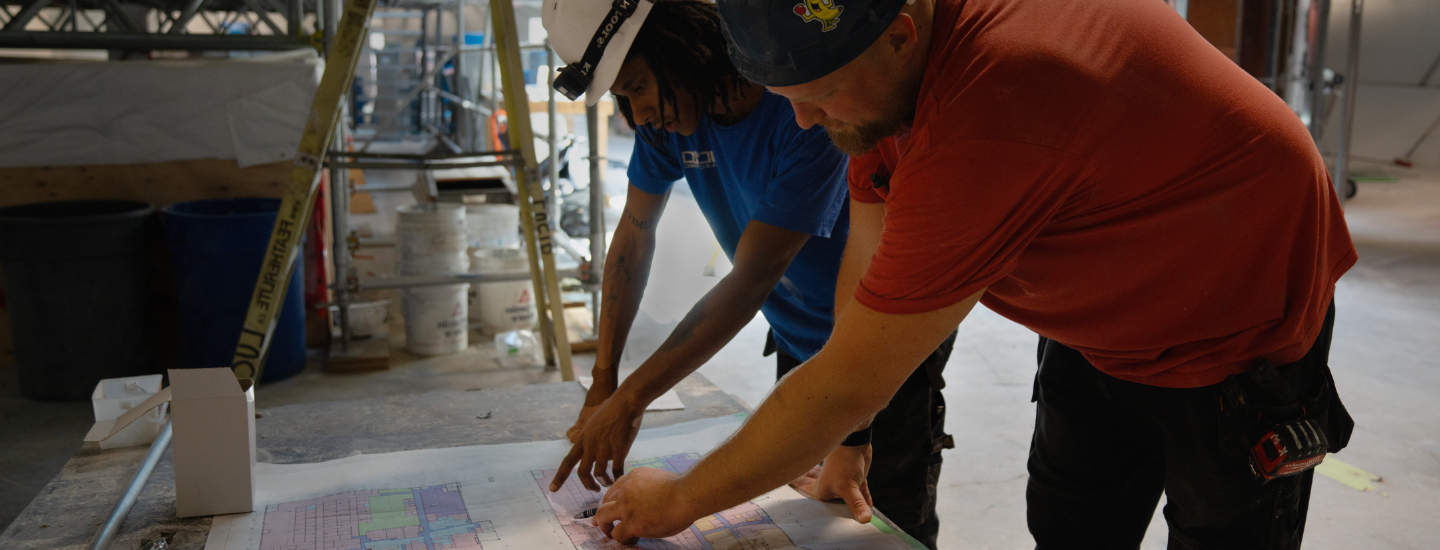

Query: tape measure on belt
left=229, top=0, right=378, bottom=381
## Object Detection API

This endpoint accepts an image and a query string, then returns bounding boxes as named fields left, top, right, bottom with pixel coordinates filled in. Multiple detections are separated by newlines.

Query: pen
left=573, top=507, right=599, bottom=519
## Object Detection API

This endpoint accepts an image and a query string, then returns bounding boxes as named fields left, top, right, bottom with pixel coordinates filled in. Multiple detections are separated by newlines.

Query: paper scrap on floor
left=205, top=415, right=922, bottom=550
left=577, top=377, right=685, bottom=411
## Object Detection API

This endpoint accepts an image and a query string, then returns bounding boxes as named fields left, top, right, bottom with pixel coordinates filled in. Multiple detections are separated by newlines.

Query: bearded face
left=821, top=116, right=908, bottom=156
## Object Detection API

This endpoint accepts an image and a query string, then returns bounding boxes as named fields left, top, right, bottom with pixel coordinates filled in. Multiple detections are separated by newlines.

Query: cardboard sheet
left=205, top=415, right=921, bottom=550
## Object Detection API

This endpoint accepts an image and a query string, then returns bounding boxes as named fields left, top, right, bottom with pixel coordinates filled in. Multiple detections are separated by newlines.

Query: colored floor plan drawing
left=536, top=454, right=798, bottom=550
left=208, top=416, right=918, bottom=550
left=257, top=483, right=500, bottom=550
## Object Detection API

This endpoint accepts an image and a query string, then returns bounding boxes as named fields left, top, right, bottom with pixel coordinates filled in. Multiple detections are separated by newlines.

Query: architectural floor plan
left=207, top=416, right=919, bottom=550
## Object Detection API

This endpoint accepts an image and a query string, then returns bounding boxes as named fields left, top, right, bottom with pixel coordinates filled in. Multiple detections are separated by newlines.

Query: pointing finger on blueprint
left=550, top=395, right=643, bottom=492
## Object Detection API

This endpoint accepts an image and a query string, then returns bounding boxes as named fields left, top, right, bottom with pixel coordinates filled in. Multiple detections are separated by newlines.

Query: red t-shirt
left=849, top=0, right=1357, bottom=388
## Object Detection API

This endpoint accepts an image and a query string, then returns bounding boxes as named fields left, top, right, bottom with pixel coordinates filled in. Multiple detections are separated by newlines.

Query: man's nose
left=789, top=100, right=825, bottom=130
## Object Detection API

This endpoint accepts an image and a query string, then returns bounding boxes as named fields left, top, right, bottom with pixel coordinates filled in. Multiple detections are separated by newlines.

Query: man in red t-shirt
left=588, top=0, right=1358, bottom=547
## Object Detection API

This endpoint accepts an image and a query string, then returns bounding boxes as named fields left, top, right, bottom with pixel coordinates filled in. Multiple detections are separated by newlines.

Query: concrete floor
left=2, top=157, right=1437, bottom=548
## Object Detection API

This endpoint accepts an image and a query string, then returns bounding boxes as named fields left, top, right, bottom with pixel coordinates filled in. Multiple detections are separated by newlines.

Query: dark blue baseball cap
left=719, top=0, right=909, bottom=87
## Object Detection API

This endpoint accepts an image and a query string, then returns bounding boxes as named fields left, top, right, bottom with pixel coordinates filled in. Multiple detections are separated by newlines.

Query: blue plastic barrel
left=0, top=200, right=159, bottom=401
left=160, top=198, right=305, bottom=384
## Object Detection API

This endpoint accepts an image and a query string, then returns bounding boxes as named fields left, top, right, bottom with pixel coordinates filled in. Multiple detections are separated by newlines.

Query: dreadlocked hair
left=614, top=0, right=745, bottom=144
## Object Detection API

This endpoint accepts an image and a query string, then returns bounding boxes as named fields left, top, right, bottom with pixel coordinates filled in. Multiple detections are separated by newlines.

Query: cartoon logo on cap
left=793, top=0, right=843, bottom=32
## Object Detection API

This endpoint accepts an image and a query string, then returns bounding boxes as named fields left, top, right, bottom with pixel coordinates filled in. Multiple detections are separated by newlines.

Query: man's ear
left=882, top=13, right=919, bottom=60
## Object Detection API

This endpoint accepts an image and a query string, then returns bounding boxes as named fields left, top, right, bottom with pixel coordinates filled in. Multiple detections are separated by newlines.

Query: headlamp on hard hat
left=553, top=0, right=643, bottom=100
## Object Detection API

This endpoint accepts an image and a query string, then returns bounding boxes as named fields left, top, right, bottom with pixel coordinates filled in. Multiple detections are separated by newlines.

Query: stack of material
left=464, top=204, right=537, bottom=334
left=396, top=203, right=469, bottom=356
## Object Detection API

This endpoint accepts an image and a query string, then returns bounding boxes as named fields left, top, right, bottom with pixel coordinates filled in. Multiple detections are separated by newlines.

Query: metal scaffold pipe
left=1333, top=0, right=1363, bottom=200
left=87, top=422, right=173, bottom=550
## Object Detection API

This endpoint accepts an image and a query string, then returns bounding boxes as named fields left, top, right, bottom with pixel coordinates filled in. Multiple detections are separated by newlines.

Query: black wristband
left=841, top=426, right=873, bottom=447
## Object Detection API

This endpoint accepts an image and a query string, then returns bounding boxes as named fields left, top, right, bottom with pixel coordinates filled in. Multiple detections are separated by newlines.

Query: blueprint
left=206, top=415, right=921, bottom=550
left=540, top=453, right=801, bottom=550
left=254, top=484, right=497, bottom=549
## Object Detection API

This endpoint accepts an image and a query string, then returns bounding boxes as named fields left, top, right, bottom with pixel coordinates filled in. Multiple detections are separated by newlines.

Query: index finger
left=549, top=445, right=584, bottom=492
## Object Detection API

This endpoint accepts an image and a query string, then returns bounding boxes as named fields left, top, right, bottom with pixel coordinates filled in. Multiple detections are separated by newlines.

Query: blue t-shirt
left=627, top=91, right=849, bottom=361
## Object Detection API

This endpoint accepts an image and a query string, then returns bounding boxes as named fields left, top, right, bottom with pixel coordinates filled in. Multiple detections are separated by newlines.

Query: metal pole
left=586, top=102, right=606, bottom=331
left=88, top=422, right=173, bottom=550
left=357, top=267, right=582, bottom=290
left=489, top=33, right=498, bottom=117
left=455, top=0, right=470, bottom=150
left=288, top=0, right=302, bottom=38
left=546, top=40, right=560, bottom=227
left=1264, top=0, right=1286, bottom=92
left=1233, top=0, right=1246, bottom=63
left=1307, top=0, right=1331, bottom=140
left=316, top=0, right=328, bottom=46
left=331, top=116, right=353, bottom=351
left=330, top=0, right=341, bottom=46
left=435, top=6, right=445, bottom=139
left=419, top=7, right=430, bottom=135
left=543, top=44, right=561, bottom=237
left=1334, top=0, right=1363, bottom=200
left=329, top=1, right=351, bottom=349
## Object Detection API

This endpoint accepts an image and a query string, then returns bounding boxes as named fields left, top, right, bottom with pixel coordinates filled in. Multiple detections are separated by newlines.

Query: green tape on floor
left=870, top=515, right=928, bottom=549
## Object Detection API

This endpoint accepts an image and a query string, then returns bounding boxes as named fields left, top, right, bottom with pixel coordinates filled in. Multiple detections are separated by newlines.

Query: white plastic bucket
left=469, top=247, right=537, bottom=332
left=402, top=284, right=468, bottom=356
left=396, top=203, right=470, bottom=355
left=397, top=203, right=468, bottom=264
left=465, top=204, right=521, bottom=249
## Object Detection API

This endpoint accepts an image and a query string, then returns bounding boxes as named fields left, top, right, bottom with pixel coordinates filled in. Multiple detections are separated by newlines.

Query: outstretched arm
left=578, top=184, right=669, bottom=417
left=788, top=198, right=885, bottom=521
left=553, top=217, right=812, bottom=491
left=613, top=219, right=810, bottom=409
left=593, top=289, right=983, bottom=542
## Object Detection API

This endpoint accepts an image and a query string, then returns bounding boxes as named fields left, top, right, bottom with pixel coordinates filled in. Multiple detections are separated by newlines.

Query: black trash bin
left=0, top=200, right=159, bottom=401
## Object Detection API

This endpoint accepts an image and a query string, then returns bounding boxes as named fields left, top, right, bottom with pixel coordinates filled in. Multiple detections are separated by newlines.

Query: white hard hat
left=542, top=0, right=655, bottom=105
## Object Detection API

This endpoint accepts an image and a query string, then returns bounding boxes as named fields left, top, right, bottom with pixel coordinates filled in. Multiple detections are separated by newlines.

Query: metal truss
left=0, top=0, right=314, bottom=50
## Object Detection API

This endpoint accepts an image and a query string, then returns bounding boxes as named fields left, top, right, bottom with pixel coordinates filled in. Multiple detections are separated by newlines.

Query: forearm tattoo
left=625, top=209, right=652, bottom=231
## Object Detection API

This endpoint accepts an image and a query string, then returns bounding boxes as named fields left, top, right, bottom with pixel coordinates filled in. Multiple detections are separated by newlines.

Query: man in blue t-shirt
left=541, top=0, right=955, bottom=546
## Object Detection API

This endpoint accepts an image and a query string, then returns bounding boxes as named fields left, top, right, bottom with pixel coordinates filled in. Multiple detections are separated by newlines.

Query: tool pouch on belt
left=1218, top=358, right=1354, bottom=480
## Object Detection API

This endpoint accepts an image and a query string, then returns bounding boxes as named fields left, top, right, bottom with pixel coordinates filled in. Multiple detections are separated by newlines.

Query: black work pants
left=1027, top=304, right=1352, bottom=549
left=774, top=331, right=957, bottom=550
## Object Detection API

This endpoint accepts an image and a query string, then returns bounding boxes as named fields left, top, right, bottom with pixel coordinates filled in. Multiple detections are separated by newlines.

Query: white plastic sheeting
left=0, top=50, right=322, bottom=169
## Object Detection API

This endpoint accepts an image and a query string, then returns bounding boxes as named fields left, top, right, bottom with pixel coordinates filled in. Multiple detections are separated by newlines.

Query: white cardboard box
left=86, top=368, right=256, bottom=518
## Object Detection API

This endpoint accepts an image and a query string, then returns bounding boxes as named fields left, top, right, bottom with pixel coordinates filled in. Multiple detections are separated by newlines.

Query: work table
left=0, top=375, right=749, bottom=550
